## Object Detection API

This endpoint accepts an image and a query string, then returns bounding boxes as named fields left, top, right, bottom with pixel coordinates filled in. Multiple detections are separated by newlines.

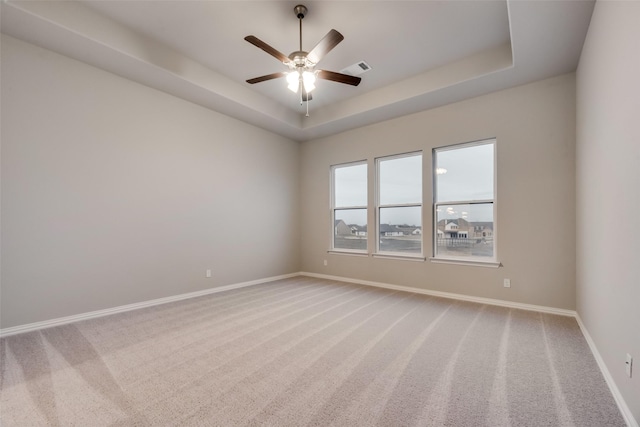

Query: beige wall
left=301, top=73, right=576, bottom=310
left=0, top=35, right=300, bottom=328
left=576, top=1, right=640, bottom=421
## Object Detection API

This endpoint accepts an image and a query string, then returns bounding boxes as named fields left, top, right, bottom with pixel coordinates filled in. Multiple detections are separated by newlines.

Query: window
left=376, top=152, right=422, bottom=256
left=433, top=139, right=495, bottom=262
left=331, top=162, right=367, bottom=252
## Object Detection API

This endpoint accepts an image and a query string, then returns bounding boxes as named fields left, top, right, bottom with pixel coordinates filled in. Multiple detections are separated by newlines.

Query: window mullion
left=379, top=202, right=421, bottom=209
left=334, top=205, right=368, bottom=210
left=435, top=199, right=493, bottom=206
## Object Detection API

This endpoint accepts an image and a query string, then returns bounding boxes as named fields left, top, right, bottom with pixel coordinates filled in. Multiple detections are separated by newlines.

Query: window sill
left=429, top=257, right=501, bottom=268
left=327, top=251, right=426, bottom=262
left=327, top=250, right=369, bottom=257
left=372, top=253, right=426, bottom=262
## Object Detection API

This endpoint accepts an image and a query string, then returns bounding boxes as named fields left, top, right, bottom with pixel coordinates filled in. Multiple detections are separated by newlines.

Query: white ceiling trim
left=1, top=0, right=594, bottom=142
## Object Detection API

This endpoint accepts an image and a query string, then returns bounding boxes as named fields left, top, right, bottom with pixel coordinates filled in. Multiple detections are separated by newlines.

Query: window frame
left=330, top=160, right=368, bottom=255
left=431, top=139, right=499, bottom=267
left=375, top=151, right=424, bottom=259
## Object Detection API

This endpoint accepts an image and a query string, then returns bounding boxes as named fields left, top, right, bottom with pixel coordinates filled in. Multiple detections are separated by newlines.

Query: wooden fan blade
left=317, top=70, right=361, bottom=86
left=244, top=35, right=291, bottom=64
left=246, top=72, right=286, bottom=84
left=307, top=29, right=344, bottom=64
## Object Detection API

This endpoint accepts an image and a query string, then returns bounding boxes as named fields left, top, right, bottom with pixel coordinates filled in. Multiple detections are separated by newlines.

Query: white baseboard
left=575, top=314, right=638, bottom=427
left=0, top=271, right=574, bottom=338
left=0, top=272, right=299, bottom=338
left=300, top=271, right=576, bottom=317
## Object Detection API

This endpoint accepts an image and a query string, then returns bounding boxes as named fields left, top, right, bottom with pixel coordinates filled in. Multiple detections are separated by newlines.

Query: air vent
left=340, top=61, right=372, bottom=76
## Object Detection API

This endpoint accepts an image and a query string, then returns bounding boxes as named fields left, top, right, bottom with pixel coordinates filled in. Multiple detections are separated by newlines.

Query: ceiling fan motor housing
left=289, top=51, right=315, bottom=69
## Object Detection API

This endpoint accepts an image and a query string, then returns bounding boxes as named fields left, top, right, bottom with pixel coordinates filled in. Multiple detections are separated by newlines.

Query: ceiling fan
left=244, top=4, right=361, bottom=105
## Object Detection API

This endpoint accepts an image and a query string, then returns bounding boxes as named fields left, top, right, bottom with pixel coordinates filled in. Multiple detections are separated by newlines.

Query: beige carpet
left=0, top=276, right=626, bottom=426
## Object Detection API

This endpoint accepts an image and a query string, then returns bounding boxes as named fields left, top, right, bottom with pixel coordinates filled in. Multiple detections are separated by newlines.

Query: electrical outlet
left=503, top=279, right=511, bottom=288
left=626, top=354, right=633, bottom=378
left=206, top=269, right=212, bottom=278
left=323, top=259, right=328, bottom=266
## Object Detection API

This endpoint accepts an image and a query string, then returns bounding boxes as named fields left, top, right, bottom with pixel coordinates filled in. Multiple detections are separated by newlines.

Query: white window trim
left=327, top=250, right=369, bottom=257
left=330, top=160, right=368, bottom=255
left=375, top=151, right=423, bottom=257
left=373, top=253, right=426, bottom=261
left=429, top=257, right=501, bottom=268
left=431, top=138, right=498, bottom=265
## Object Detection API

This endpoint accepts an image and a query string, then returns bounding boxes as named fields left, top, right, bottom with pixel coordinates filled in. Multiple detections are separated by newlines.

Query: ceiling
left=1, top=1, right=595, bottom=142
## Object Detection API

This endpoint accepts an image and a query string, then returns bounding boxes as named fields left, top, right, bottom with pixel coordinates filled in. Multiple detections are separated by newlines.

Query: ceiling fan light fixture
left=286, top=71, right=300, bottom=92
left=302, top=71, right=316, bottom=93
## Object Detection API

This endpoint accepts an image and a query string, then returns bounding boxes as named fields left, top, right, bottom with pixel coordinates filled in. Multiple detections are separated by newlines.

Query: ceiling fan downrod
left=294, top=5, right=307, bottom=52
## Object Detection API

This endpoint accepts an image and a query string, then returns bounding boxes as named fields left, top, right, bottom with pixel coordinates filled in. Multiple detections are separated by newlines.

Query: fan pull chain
left=298, top=80, right=309, bottom=117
